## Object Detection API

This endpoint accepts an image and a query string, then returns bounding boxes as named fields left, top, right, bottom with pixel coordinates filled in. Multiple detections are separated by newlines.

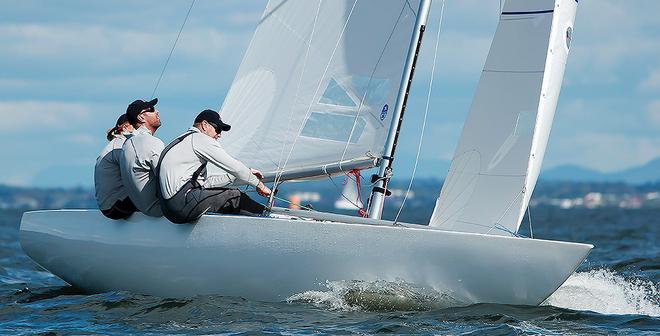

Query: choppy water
left=0, top=208, right=658, bottom=335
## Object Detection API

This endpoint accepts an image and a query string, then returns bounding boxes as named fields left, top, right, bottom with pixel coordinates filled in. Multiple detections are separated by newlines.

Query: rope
left=328, top=170, right=368, bottom=217
left=393, top=0, right=446, bottom=223
left=150, top=0, right=196, bottom=99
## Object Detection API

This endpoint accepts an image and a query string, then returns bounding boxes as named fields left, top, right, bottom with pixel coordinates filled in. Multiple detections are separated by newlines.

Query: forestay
left=430, top=0, right=577, bottom=235
left=218, top=0, right=421, bottom=181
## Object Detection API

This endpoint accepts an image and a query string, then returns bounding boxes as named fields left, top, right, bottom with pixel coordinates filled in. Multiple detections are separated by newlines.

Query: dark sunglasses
left=207, top=121, right=222, bottom=134
left=141, top=106, right=155, bottom=113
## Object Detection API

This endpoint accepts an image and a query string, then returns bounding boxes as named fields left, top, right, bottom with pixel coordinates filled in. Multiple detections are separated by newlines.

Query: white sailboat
left=20, top=0, right=592, bottom=305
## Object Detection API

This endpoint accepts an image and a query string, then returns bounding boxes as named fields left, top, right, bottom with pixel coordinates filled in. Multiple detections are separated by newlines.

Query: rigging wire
left=150, top=0, right=196, bottom=99
left=338, top=3, right=409, bottom=166
left=393, top=0, right=446, bottom=223
left=270, top=0, right=323, bottom=207
left=272, top=0, right=358, bottom=184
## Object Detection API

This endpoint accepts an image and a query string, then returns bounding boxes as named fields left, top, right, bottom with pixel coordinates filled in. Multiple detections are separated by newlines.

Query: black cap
left=126, top=98, right=158, bottom=125
left=107, top=113, right=130, bottom=141
left=194, top=109, right=231, bottom=132
left=115, top=113, right=129, bottom=128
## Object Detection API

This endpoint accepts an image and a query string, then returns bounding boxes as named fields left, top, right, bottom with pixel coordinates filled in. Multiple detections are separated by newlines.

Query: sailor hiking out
left=119, top=98, right=165, bottom=217
left=158, top=109, right=271, bottom=224
left=94, top=113, right=137, bottom=219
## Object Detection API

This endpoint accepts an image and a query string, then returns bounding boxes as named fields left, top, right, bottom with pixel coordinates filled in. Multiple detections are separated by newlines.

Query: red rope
left=345, top=169, right=368, bottom=217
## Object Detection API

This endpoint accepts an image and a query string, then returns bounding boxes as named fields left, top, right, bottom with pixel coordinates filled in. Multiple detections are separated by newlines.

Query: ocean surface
left=0, top=207, right=658, bottom=335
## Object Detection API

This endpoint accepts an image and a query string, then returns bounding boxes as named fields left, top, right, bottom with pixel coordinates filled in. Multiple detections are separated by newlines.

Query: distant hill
left=541, top=158, right=660, bottom=184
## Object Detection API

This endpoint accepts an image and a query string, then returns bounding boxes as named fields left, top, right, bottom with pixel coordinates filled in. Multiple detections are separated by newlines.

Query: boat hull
left=20, top=210, right=592, bottom=305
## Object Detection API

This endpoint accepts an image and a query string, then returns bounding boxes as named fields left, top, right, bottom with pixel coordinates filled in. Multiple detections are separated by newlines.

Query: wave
left=544, top=269, right=660, bottom=316
left=288, top=269, right=659, bottom=316
left=287, top=279, right=461, bottom=312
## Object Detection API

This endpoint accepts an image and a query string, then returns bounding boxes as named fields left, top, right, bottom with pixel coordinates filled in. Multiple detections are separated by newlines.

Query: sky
left=1, top=0, right=659, bottom=188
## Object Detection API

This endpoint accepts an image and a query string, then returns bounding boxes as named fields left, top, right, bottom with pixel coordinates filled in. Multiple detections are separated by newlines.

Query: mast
left=367, top=0, right=432, bottom=219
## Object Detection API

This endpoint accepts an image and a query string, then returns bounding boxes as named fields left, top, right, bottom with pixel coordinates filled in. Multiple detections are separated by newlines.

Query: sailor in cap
left=157, top=109, right=271, bottom=224
left=94, top=113, right=137, bottom=219
left=119, top=98, right=165, bottom=217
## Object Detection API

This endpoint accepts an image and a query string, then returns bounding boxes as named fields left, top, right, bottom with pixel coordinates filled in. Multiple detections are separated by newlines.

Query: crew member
left=120, top=98, right=165, bottom=217
left=158, top=109, right=271, bottom=224
left=94, top=114, right=137, bottom=219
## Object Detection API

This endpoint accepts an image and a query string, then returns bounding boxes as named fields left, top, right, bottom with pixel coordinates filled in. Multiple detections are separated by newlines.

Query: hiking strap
left=156, top=131, right=207, bottom=198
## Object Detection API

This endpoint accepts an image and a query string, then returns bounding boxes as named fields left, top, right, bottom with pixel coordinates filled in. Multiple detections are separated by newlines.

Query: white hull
left=20, top=210, right=591, bottom=305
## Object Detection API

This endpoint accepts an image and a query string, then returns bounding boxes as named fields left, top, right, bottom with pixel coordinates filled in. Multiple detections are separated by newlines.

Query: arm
left=192, top=134, right=260, bottom=187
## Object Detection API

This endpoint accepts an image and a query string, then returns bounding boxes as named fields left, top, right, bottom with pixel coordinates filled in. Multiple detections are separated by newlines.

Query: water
left=0, top=208, right=658, bottom=335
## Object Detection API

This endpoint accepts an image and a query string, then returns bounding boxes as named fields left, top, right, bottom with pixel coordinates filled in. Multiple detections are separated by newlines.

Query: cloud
left=639, top=69, right=660, bottom=91
left=0, top=100, right=92, bottom=132
left=647, top=100, right=660, bottom=126
left=0, top=170, right=38, bottom=187
left=226, top=10, right=264, bottom=26
left=568, top=1, right=660, bottom=84
left=0, top=79, right=28, bottom=89
left=0, top=23, right=248, bottom=69
left=65, top=133, right=98, bottom=146
left=547, top=132, right=660, bottom=172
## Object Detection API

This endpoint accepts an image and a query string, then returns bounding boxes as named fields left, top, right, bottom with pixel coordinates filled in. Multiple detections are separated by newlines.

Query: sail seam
left=433, top=151, right=480, bottom=225
left=483, top=70, right=545, bottom=73
left=477, top=173, right=526, bottom=177
left=502, top=10, right=553, bottom=15
left=487, top=189, right=524, bottom=235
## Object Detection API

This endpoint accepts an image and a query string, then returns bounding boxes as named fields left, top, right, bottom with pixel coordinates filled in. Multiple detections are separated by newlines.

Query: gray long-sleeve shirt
left=120, top=125, right=165, bottom=217
left=159, top=127, right=260, bottom=200
left=94, top=134, right=129, bottom=211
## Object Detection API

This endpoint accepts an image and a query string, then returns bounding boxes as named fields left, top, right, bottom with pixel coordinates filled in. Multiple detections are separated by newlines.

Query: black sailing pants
left=162, top=181, right=265, bottom=224
left=101, top=197, right=138, bottom=220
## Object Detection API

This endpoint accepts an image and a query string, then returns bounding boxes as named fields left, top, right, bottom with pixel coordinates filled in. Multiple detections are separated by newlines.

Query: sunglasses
left=141, top=106, right=155, bottom=113
left=207, top=121, right=222, bottom=134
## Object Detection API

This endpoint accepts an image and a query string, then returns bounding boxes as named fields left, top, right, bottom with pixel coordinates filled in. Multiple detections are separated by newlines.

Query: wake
left=287, top=269, right=659, bottom=316
left=544, top=269, right=660, bottom=316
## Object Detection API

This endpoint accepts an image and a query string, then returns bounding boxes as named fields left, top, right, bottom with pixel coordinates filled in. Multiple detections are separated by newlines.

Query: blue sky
left=1, top=0, right=659, bottom=187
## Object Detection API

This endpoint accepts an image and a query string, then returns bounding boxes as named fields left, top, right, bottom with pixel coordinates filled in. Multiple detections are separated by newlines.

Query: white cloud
left=639, top=69, right=660, bottom=91
left=647, top=100, right=660, bottom=126
left=568, top=1, right=660, bottom=83
left=0, top=79, right=28, bottom=89
left=0, top=23, right=247, bottom=67
left=226, top=10, right=264, bottom=26
left=0, top=170, right=38, bottom=187
left=0, top=100, right=92, bottom=131
left=547, top=132, right=660, bottom=172
left=65, top=133, right=98, bottom=146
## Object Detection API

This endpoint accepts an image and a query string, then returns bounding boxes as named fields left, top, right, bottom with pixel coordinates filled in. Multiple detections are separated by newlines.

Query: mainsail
left=219, top=0, right=422, bottom=181
left=430, top=0, right=577, bottom=234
